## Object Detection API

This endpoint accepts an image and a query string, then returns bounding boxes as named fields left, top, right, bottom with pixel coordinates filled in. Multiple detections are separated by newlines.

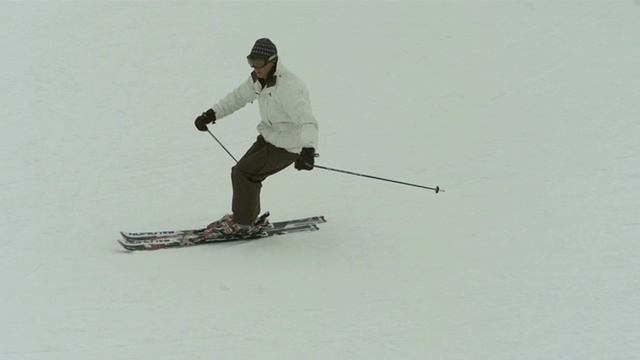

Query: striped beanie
left=248, top=38, right=277, bottom=61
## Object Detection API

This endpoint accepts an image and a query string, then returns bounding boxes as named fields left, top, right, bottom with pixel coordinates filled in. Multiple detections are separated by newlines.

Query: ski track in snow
left=1, top=2, right=639, bottom=359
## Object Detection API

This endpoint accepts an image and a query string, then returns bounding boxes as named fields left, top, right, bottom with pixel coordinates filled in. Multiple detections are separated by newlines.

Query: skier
left=194, top=38, right=319, bottom=238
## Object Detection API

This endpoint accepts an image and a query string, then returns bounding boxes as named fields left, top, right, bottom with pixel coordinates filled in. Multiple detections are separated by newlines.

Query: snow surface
left=2, top=1, right=639, bottom=359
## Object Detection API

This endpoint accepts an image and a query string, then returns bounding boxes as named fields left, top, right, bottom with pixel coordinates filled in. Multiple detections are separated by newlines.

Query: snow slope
left=1, top=1, right=639, bottom=359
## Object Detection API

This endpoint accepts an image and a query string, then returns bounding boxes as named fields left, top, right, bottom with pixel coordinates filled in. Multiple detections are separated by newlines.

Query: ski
left=117, top=214, right=326, bottom=251
left=117, top=223, right=320, bottom=251
left=120, top=215, right=326, bottom=242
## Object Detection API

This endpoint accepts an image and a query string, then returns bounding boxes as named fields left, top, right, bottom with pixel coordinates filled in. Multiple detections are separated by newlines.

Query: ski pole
left=203, top=130, right=442, bottom=193
left=207, top=129, right=238, bottom=163
left=314, top=165, right=443, bottom=193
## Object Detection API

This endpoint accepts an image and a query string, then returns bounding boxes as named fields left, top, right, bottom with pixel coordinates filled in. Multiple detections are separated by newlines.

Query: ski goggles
left=247, top=54, right=277, bottom=69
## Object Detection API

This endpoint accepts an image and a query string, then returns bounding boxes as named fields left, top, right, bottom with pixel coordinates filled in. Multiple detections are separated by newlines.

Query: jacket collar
left=251, top=61, right=278, bottom=88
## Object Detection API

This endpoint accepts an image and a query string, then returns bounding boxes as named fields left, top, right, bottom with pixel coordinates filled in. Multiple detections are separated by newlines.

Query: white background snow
left=1, top=1, right=639, bottom=359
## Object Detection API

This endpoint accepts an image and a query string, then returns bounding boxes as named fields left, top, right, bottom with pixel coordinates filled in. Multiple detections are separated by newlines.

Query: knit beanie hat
left=248, top=38, right=278, bottom=61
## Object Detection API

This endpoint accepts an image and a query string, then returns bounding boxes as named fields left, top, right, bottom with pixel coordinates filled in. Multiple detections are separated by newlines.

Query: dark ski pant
left=231, top=135, right=299, bottom=225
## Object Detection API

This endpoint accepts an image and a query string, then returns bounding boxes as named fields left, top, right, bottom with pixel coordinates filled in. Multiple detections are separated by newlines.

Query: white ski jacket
left=212, top=63, right=319, bottom=154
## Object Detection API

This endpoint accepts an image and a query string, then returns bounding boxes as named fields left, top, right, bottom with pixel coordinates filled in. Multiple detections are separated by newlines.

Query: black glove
left=295, top=147, right=315, bottom=171
left=194, top=109, right=216, bottom=131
